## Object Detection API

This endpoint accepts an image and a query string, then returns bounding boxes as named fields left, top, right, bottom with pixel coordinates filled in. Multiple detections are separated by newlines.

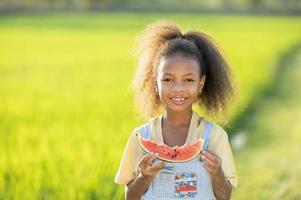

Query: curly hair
left=131, top=20, right=234, bottom=119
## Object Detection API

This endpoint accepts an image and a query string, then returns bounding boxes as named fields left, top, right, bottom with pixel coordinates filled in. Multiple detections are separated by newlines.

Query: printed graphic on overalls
left=152, top=165, right=198, bottom=198
left=174, top=172, right=198, bottom=198
left=152, top=165, right=176, bottom=198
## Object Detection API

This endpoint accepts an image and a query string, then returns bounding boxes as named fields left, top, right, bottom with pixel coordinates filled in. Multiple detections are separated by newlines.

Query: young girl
left=115, top=21, right=237, bottom=200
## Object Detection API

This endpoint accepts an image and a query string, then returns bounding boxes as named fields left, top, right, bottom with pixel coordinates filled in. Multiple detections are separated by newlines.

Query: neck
left=163, top=109, right=193, bottom=128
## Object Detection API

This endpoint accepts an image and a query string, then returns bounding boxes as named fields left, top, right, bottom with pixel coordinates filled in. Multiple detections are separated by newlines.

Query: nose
left=172, top=82, right=185, bottom=92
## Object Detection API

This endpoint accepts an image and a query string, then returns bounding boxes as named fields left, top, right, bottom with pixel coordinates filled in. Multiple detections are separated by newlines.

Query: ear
left=154, top=81, right=158, bottom=89
left=154, top=81, right=159, bottom=93
left=199, top=75, right=206, bottom=89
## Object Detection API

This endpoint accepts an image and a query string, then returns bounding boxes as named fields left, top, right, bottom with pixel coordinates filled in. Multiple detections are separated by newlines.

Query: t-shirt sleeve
left=114, top=130, right=139, bottom=185
left=210, top=127, right=238, bottom=188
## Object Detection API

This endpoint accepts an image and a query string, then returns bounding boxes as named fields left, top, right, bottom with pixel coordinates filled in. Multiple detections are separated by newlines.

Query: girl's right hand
left=138, top=152, right=166, bottom=180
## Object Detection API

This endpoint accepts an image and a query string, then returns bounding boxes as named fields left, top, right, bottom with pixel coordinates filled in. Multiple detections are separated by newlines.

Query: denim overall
left=139, top=121, right=216, bottom=200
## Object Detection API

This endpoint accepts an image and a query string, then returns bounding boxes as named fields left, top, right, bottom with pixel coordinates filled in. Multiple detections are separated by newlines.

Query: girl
left=115, top=21, right=238, bottom=200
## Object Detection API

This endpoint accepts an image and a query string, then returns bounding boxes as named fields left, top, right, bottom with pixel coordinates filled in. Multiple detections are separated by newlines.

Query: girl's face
left=156, top=54, right=206, bottom=113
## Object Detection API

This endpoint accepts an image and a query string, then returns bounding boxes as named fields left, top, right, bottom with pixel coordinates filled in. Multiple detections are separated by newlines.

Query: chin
left=167, top=104, right=193, bottom=113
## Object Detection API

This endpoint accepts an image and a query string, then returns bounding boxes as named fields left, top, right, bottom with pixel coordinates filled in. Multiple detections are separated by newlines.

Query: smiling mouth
left=170, top=97, right=188, bottom=105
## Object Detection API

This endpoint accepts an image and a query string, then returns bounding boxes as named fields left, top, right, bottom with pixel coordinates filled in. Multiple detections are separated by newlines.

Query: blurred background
left=0, top=0, right=301, bottom=199
left=0, top=0, right=301, bottom=13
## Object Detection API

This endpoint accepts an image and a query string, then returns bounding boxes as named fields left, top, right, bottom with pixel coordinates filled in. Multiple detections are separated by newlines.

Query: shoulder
left=129, top=116, right=159, bottom=139
left=131, top=116, right=157, bottom=134
left=211, top=121, right=229, bottom=138
left=206, top=120, right=229, bottom=147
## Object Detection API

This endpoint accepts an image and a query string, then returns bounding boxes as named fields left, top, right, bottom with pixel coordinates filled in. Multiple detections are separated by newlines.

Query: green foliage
left=232, top=44, right=301, bottom=200
left=0, top=13, right=301, bottom=199
left=0, top=0, right=300, bottom=12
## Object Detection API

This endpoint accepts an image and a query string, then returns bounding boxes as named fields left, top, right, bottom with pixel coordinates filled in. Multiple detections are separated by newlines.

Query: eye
left=185, top=79, right=195, bottom=82
left=162, top=78, right=172, bottom=82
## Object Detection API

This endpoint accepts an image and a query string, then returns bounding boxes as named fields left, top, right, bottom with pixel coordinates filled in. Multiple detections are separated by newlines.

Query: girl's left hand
left=200, top=150, right=222, bottom=177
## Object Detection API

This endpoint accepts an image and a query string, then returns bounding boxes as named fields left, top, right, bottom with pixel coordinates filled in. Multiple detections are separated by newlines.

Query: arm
left=125, top=172, right=152, bottom=200
left=201, top=151, right=232, bottom=200
left=211, top=167, right=232, bottom=200
left=125, top=153, right=165, bottom=200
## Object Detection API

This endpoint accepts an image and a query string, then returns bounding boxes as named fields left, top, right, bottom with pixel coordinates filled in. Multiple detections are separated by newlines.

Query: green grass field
left=0, top=13, right=301, bottom=199
left=232, top=44, right=301, bottom=200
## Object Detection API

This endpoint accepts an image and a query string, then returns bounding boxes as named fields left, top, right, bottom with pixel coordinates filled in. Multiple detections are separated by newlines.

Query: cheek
left=189, top=85, right=199, bottom=94
left=158, top=86, right=169, bottom=97
left=189, top=86, right=200, bottom=102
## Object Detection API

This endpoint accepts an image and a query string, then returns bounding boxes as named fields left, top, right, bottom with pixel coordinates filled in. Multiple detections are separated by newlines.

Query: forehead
left=157, top=55, right=200, bottom=75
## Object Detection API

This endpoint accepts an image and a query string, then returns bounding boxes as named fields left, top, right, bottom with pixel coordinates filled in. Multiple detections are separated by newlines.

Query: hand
left=200, top=150, right=222, bottom=177
left=138, top=152, right=166, bottom=180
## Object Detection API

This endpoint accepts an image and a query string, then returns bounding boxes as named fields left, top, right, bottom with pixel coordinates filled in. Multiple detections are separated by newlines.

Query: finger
left=150, top=161, right=166, bottom=172
left=204, top=161, right=217, bottom=170
left=146, top=152, right=158, bottom=164
left=205, top=150, right=221, bottom=162
left=142, top=152, right=155, bottom=162
left=200, top=154, right=213, bottom=163
left=202, top=155, right=218, bottom=172
left=204, top=162, right=213, bottom=172
left=138, top=154, right=151, bottom=168
left=202, top=151, right=219, bottom=164
left=204, top=156, right=217, bottom=168
left=205, top=150, right=218, bottom=156
left=139, top=153, right=155, bottom=167
left=204, top=162, right=210, bottom=169
left=199, top=154, right=205, bottom=161
left=138, top=154, right=150, bottom=165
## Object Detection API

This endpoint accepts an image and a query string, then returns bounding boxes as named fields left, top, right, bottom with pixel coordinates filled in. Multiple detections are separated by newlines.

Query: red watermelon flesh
left=136, top=132, right=203, bottom=162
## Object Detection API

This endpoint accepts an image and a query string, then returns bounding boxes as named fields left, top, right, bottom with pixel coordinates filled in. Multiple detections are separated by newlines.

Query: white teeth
left=172, top=97, right=185, bottom=101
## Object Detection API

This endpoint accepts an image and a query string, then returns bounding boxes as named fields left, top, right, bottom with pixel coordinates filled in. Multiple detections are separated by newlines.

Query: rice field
left=0, top=13, right=301, bottom=199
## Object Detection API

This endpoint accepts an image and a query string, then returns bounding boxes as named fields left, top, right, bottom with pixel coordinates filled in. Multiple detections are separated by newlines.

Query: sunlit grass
left=232, top=44, right=301, bottom=200
left=0, top=13, right=301, bottom=199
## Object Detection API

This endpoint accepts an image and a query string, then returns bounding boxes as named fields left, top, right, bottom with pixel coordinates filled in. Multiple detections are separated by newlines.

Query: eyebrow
left=163, top=72, right=197, bottom=76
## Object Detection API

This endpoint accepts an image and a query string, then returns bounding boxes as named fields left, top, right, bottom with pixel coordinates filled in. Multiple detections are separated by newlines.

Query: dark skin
left=126, top=55, right=232, bottom=200
left=125, top=153, right=165, bottom=200
left=201, top=150, right=232, bottom=200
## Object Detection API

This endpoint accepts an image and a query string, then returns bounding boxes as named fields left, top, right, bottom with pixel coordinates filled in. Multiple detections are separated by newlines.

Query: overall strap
left=139, top=123, right=152, bottom=140
left=203, top=121, right=213, bottom=151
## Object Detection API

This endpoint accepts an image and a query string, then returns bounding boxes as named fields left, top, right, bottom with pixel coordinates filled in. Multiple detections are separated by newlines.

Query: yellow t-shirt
left=114, top=111, right=238, bottom=188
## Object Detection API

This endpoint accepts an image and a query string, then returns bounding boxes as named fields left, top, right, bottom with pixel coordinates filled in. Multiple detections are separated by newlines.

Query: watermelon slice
left=136, top=132, right=203, bottom=163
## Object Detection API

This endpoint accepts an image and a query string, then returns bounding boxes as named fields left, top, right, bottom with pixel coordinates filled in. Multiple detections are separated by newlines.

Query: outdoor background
left=1, top=0, right=301, bottom=199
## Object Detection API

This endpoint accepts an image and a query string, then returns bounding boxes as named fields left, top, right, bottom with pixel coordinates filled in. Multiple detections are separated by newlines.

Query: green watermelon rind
left=136, top=132, right=203, bottom=163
